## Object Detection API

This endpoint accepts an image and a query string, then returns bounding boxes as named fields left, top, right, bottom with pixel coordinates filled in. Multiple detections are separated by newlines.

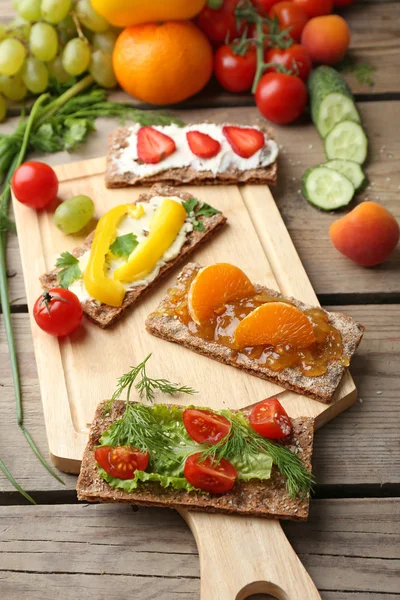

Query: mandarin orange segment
left=234, top=302, right=316, bottom=349
left=188, top=263, right=256, bottom=324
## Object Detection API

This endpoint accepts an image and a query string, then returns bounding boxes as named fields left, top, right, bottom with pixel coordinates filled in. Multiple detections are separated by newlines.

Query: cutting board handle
left=180, top=510, right=321, bottom=600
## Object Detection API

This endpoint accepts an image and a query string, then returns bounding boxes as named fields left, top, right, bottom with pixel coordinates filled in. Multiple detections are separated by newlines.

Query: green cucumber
left=324, top=120, right=368, bottom=164
left=309, top=66, right=360, bottom=137
left=324, top=159, right=366, bottom=191
left=302, top=166, right=355, bottom=211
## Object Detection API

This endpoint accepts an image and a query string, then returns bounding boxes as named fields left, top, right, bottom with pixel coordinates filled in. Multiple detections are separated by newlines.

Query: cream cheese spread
left=111, top=123, right=279, bottom=178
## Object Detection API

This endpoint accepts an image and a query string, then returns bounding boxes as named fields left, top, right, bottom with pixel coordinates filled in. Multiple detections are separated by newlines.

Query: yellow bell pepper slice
left=113, top=199, right=187, bottom=283
left=84, top=204, right=143, bottom=307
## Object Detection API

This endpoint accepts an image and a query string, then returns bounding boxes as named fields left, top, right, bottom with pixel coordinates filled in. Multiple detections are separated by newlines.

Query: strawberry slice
left=137, top=127, right=176, bottom=164
left=222, top=126, right=265, bottom=158
left=186, top=131, right=221, bottom=159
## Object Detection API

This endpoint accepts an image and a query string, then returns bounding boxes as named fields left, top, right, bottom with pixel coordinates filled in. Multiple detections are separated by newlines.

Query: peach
left=330, top=201, right=399, bottom=266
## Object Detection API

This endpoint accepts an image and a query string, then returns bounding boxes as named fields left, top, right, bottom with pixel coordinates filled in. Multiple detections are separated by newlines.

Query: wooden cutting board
left=13, top=156, right=358, bottom=599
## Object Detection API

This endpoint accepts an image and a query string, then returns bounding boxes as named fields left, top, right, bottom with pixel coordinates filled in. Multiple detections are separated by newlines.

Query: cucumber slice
left=325, top=121, right=368, bottom=164
left=302, top=166, right=355, bottom=211
left=325, top=159, right=366, bottom=191
left=309, top=66, right=360, bottom=137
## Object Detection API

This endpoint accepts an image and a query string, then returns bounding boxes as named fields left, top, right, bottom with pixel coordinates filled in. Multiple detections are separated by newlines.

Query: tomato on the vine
left=252, top=0, right=281, bottom=13
left=255, top=72, right=307, bottom=124
left=184, top=453, right=237, bottom=494
left=269, top=1, right=309, bottom=42
left=95, top=446, right=149, bottom=480
left=12, top=161, right=58, bottom=209
left=183, top=408, right=231, bottom=444
left=292, top=0, right=332, bottom=18
left=214, top=45, right=257, bottom=92
left=196, top=0, right=244, bottom=44
left=33, top=288, right=83, bottom=337
left=249, top=398, right=292, bottom=439
left=265, top=44, right=312, bottom=81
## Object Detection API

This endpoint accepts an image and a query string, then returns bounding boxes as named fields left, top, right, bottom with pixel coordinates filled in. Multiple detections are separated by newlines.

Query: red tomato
left=255, top=72, right=307, bottom=124
left=301, top=14, right=350, bottom=64
left=183, top=409, right=231, bottom=444
left=252, top=0, right=281, bottom=13
left=11, top=161, right=58, bottom=209
left=265, top=44, right=312, bottom=81
left=214, top=45, right=257, bottom=92
left=184, top=453, right=237, bottom=494
left=333, top=0, right=354, bottom=6
left=292, top=0, right=332, bottom=18
left=269, top=1, right=309, bottom=42
left=249, top=398, right=292, bottom=439
left=33, top=288, right=83, bottom=337
left=196, top=0, right=244, bottom=44
left=95, top=446, right=149, bottom=480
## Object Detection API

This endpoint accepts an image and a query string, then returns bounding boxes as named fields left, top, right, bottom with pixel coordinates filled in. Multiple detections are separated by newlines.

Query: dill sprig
left=200, top=410, right=314, bottom=499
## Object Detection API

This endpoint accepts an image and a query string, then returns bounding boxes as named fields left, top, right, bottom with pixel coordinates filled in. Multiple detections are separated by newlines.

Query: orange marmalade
left=161, top=273, right=348, bottom=377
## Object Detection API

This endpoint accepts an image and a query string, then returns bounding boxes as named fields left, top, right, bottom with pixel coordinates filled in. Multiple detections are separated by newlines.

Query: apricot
left=330, top=201, right=399, bottom=266
left=301, top=14, right=350, bottom=65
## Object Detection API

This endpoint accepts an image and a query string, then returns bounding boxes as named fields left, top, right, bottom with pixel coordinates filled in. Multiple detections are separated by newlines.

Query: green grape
left=0, top=94, right=6, bottom=122
left=0, top=25, right=7, bottom=41
left=0, top=73, right=27, bottom=101
left=75, top=0, right=109, bottom=32
left=53, top=194, right=95, bottom=234
left=92, top=30, right=117, bottom=54
left=30, top=22, right=58, bottom=61
left=17, top=0, right=42, bottom=21
left=41, top=0, right=72, bottom=24
left=57, top=15, right=76, bottom=45
left=8, top=18, right=31, bottom=43
left=21, top=56, right=49, bottom=93
left=47, top=54, right=71, bottom=83
left=62, top=38, right=91, bottom=75
left=89, top=49, right=116, bottom=89
left=0, top=39, right=26, bottom=76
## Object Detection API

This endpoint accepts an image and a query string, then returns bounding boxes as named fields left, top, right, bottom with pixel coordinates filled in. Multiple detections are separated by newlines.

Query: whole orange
left=113, top=21, right=213, bottom=105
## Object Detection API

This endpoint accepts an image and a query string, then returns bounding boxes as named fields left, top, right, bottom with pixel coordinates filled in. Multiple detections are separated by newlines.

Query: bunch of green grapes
left=0, top=0, right=118, bottom=121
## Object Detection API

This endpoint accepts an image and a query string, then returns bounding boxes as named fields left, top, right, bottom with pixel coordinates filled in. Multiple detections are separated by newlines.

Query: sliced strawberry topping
left=222, top=126, right=265, bottom=159
left=186, top=131, right=221, bottom=159
left=137, top=127, right=176, bottom=164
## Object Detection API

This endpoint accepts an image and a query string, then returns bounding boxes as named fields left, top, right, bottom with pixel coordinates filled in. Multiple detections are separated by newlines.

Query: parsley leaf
left=196, top=202, right=220, bottom=218
left=192, top=220, right=206, bottom=232
left=110, top=233, right=138, bottom=258
left=182, top=197, right=199, bottom=214
left=55, top=251, right=82, bottom=288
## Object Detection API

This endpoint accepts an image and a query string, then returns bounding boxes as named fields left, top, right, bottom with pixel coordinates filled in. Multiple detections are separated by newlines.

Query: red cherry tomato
left=269, top=1, right=309, bottom=42
left=196, top=0, right=244, bottom=44
left=333, top=0, right=354, bottom=6
left=33, top=288, right=83, bottom=337
left=184, top=453, right=237, bottom=494
left=95, top=446, right=149, bottom=480
left=183, top=409, right=231, bottom=444
left=249, top=398, right=292, bottom=439
left=255, top=72, right=308, bottom=124
left=253, top=0, right=281, bottom=12
left=11, top=161, right=58, bottom=209
left=265, top=44, right=312, bottom=81
left=214, top=45, right=257, bottom=92
left=292, top=0, right=332, bottom=18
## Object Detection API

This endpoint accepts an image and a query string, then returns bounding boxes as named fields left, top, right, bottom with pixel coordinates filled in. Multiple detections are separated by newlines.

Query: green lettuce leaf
left=99, top=467, right=200, bottom=493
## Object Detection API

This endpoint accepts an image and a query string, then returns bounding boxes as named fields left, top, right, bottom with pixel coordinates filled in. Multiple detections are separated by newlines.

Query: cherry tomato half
left=270, top=1, right=309, bottom=42
left=33, top=288, right=83, bottom=337
left=292, top=0, right=332, bottom=18
left=12, top=161, right=58, bottom=209
left=265, top=44, right=312, bottom=81
left=95, top=445, right=149, bottom=480
left=214, top=45, right=257, bottom=92
left=183, top=409, right=231, bottom=444
left=249, top=398, right=292, bottom=439
left=196, top=0, right=244, bottom=44
left=255, top=72, right=308, bottom=124
left=184, top=453, right=237, bottom=494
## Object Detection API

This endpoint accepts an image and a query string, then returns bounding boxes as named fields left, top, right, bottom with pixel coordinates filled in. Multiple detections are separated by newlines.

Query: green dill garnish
left=55, top=251, right=82, bottom=288
left=109, top=233, right=138, bottom=258
left=337, top=54, right=376, bottom=87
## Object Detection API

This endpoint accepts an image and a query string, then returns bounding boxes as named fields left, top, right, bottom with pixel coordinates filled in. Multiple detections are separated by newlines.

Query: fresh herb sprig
left=109, top=233, right=138, bottom=258
left=182, top=197, right=220, bottom=232
left=337, top=54, right=376, bottom=87
left=55, top=251, right=82, bottom=288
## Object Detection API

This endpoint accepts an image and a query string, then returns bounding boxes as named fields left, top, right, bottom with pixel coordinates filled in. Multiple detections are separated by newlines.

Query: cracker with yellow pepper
left=40, top=185, right=226, bottom=328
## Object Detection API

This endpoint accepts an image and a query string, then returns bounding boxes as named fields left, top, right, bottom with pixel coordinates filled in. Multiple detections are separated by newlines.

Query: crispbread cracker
left=145, top=263, right=365, bottom=403
left=76, top=400, right=314, bottom=521
left=40, top=186, right=227, bottom=329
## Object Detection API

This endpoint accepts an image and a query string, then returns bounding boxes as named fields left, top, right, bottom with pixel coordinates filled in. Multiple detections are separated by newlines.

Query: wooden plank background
left=0, top=0, right=399, bottom=598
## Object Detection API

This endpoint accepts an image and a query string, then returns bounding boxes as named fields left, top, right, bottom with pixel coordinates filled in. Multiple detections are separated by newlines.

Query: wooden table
left=0, top=1, right=399, bottom=598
